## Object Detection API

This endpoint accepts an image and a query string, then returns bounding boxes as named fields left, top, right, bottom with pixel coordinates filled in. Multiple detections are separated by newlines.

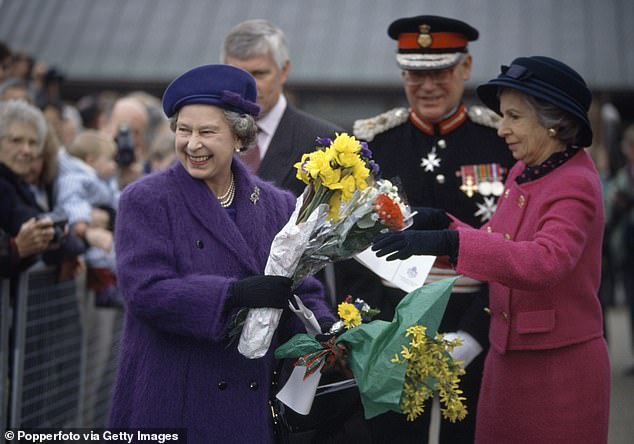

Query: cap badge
left=417, top=24, right=432, bottom=48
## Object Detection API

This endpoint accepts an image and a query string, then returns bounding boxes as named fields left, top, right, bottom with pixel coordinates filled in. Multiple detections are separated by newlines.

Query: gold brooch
left=250, top=186, right=260, bottom=205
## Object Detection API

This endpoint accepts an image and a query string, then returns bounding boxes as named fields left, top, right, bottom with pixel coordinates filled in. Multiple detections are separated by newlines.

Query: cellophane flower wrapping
left=276, top=277, right=467, bottom=421
left=237, top=133, right=413, bottom=359
left=291, top=178, right=411, bottom=287
left=237, top=193, right=326, bottom=358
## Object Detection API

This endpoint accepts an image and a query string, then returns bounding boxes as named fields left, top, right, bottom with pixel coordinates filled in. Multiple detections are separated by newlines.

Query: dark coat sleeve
left=0, top=172, right=84, bottom=271
left=0, top=230, right=19, bottom=278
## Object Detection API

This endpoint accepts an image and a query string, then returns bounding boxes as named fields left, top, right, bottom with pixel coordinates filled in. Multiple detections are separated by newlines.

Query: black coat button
left=249, top=381, right=259, bottom=391
left=195, top=240, right=204, bottom=249
left=217, top=381, right=227, bottom=390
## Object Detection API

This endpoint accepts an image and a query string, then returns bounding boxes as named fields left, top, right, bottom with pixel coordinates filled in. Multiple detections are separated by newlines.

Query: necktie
left=240, top=127, right=262, bottom=174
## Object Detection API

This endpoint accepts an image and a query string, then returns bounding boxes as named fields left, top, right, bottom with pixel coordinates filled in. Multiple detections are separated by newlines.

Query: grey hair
left=0, top=99, right=47, bottom=154
left=499, top=88, right=582, bottom=146
left=169, top=109, right=257, bottom=149
left=220, top=19, right=289, bottom=70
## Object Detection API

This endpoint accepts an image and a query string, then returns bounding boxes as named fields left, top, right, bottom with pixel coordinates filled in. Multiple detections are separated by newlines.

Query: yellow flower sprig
left=391, top=325, right=467, bottom=422
left=294, top=133, right=371, bottom=221
left=337, top=302, right=362, bottom=329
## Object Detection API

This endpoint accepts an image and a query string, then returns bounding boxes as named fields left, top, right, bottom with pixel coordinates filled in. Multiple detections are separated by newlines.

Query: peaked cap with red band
left=388, top=15, right=479, bottom=71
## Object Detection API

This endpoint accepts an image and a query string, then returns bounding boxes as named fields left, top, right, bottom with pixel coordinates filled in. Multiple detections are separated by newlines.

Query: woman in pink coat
left=372, top=56, right=610, bottom=443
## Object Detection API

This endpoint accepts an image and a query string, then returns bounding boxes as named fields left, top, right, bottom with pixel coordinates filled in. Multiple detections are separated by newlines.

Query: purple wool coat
left=109, top=159, right=334, bottom=443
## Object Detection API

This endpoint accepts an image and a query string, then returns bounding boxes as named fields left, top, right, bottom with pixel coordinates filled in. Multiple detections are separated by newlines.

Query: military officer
left=335, top=15, right=515, bottom=444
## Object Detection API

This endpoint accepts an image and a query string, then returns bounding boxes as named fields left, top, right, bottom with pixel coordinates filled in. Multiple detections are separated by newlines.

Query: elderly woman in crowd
left=109, top=64, right=335, bottom=443
left=0, top=100, right=81, bottom=276
left=372, top=56, right=610, bottom=443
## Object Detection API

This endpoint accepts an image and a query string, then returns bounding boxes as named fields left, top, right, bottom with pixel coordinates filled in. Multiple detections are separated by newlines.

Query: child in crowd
left=147, top=131, right=176, bottom=172
left=55, top=130, right=122, bottom=307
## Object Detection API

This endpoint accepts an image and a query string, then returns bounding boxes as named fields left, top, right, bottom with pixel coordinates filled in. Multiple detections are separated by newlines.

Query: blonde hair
left=67, top=129, right=115, bottom=161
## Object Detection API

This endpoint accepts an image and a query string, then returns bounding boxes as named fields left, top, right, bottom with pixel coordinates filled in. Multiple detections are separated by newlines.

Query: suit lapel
left=258, top=107, right=297, bottom=183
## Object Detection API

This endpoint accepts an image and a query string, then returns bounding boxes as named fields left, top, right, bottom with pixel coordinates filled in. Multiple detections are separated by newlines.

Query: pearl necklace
left=217, top=174, right=236, bottom=208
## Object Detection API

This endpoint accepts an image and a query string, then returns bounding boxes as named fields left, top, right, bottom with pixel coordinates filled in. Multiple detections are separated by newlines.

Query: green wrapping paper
left=338, top=277, right=456, bottom=418
left=275, top=277, right=457, bottom=419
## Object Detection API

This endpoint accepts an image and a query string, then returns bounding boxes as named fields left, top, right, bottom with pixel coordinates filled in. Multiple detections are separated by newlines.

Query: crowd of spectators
left=0, top=40, right=174, bottom=300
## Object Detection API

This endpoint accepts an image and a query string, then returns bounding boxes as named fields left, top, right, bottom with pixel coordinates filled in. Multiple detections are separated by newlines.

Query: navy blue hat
left=388, top=15, right=478, bottom=70
left=162, top=64, right=260, bottom=118
left=477, top=56, right=593, bottom=147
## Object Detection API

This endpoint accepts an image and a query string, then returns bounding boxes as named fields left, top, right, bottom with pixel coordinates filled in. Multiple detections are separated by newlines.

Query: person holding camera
left=103, top=96, right=151, bottom=188
left=0, top=221, right=54, bottom=278
left=55, top=129, right=121, bottom=307
left=0, top=99, right=83, bottom=277
left=108, top=64, right=335, bottom=443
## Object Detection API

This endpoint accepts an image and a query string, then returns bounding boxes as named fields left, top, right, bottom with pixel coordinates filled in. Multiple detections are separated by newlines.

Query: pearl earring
left=547, top=128, right=557, bottom=138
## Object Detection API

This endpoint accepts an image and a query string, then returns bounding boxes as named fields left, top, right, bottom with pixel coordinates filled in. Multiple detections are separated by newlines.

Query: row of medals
left=421, top=138, right=504, bottom=198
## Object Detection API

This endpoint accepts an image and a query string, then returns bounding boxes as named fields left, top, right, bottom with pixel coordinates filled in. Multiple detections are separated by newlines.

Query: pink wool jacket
left=452, top=149, right=605, bottom=354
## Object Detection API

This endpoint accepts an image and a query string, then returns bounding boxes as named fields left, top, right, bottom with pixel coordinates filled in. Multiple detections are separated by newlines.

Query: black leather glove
left=410, top=207, right=451, bottom=230
left=372, top=230, right=459, bottom=262
left=318, top=319, right=335, bottom=334
left=228, top=275, right=292, bottom=309
left=315, top=319, right=339, bottom=342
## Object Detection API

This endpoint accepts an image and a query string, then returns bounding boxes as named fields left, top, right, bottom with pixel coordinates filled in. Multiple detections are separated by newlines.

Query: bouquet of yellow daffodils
left=238, top=133, right=413, bottom=359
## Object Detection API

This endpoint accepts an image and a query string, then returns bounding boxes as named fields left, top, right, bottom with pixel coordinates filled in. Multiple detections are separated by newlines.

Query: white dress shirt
left=255, top=94, right=287, bottom=159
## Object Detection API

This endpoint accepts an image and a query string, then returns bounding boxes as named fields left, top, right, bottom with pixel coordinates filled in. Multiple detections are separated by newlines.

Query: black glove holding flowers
left=410, top=206, right=452, bottom=230
left=372, top=230, right=459, bottom=263
left=228, top=275, right=293, bottom=309
left=315, top=319, right=337, bottom=343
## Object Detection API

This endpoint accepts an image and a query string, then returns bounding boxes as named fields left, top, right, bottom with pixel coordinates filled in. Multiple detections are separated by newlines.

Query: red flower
left=374, top=194, right=404, bottom=230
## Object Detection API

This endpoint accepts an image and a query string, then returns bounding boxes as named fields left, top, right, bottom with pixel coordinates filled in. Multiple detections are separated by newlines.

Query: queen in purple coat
left=109, top=64, right=335, bottom=443
left=372, top=57, right=610, bottom=443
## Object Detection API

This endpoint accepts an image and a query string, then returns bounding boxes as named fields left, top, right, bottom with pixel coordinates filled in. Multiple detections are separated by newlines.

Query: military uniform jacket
left=355, top=105, right=514, bottom=226
left=341, top=105, right=515, bottom=345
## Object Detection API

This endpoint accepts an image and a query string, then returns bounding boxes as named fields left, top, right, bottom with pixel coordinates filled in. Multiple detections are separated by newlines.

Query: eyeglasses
left=402, top=67, right=456, bottom=86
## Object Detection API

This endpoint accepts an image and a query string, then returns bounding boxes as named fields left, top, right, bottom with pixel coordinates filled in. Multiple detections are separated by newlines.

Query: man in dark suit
left=221, top=19, right=343, bottom=198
